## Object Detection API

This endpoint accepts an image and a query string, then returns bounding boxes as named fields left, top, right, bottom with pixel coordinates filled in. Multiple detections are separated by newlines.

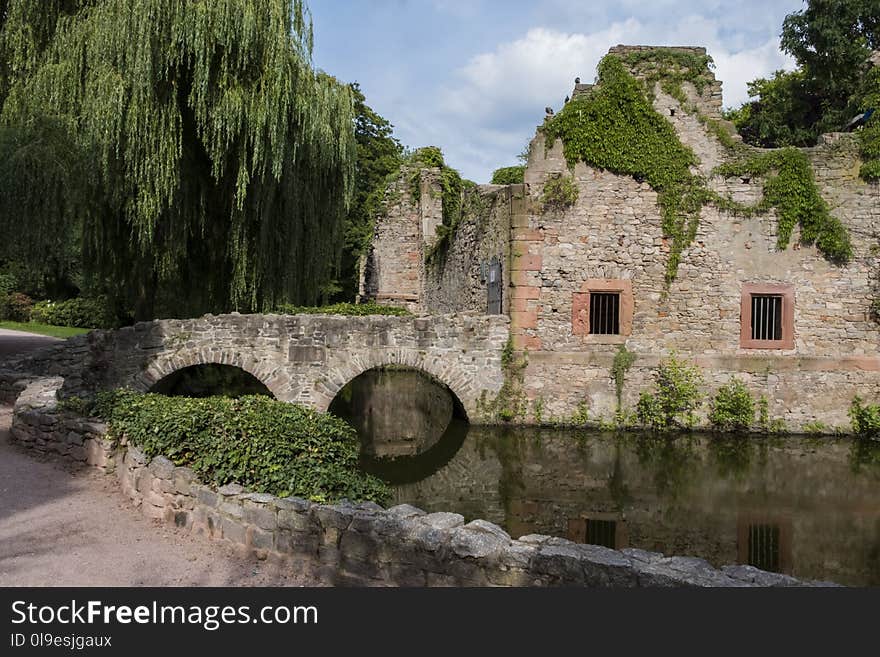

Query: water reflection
left=331, top=368, right=880, bottom=585
left=389, top=426, right=880, bottom=586
left=330, top=368, right=460, bottom=458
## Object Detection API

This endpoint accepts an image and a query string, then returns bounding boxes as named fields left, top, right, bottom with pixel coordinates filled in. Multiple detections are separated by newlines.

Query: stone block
left=313, top=505, right=355, bottom=531
left=147, top=456, right=176, bottom=479
left=289, top=345, right=326, bottom=363
left=419, top=512, right=464, bottom=530
left=221, top=516, right=247, bottom=545
left=248, top=527, right=275, bottom=551
left=339, top=530, right=378, bottom=561
left=243, top=501, right=277, bottom=530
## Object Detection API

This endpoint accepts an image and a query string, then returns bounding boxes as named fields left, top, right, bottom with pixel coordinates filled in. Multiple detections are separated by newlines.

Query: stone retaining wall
left=6, top=378, right=832, bottom=587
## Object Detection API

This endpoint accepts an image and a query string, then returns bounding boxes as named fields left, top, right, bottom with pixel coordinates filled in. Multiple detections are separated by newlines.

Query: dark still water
left=331, top=369, right=880, bottom=586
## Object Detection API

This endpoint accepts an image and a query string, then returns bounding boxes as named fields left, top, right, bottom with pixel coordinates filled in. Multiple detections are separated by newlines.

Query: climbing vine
left=543, top=55, right=710, bottom=284
left=616, top=48, right=715, bottom=98
left=540, top=174, right=579, bottom=211
left=714, top=148, right=852, bottom=263
left=544, top=52, right=852, bottom=283
left=478, top=336, right=528, bottom=423
left=405, top=147, right=473, bottom=266
left=610, top=344, right=636, bottom=415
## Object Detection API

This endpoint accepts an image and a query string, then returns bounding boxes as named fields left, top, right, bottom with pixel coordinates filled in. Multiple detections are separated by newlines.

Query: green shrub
left=636, top=354, right=703, bottom=431
left=92, top=390, right=390, bottom=504
left=491, top=166, right=525, bottom=185
left=540, top=174, right=579, bottom=211
left=802, top=421, right=828, bottom=434
left=708, top=379, right=755, bottom=431
left=850, top=396, right=880, bottom=439
left=30, top=296, right=117, bottom=328
left=0, top=292, right=33, bottom=322
left=275, top=301, right=410, bottom=317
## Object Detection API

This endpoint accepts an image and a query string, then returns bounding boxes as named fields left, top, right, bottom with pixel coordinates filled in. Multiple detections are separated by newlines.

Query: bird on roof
left=844, top=108, right=875, bottom=131
left=575, top=76, right=581, bottom=84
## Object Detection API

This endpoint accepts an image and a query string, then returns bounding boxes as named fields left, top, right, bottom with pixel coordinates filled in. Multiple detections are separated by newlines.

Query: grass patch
left=0, top=321, right=91, bottom=338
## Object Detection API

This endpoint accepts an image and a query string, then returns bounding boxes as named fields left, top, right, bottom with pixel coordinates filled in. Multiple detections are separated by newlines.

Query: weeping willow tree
left=0, top=0, right=355, bottom=319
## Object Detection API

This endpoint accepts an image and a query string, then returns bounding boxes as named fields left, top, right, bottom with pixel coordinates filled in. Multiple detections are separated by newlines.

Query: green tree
left=331, top=83, right=403, bottom=302
left=0, top=0, right=356, bottom=320
left=734, top=0, right=880, bottom=147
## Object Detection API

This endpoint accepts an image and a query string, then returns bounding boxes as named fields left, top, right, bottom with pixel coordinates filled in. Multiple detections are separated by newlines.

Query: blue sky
left=310, top=1, right=803, bottom=182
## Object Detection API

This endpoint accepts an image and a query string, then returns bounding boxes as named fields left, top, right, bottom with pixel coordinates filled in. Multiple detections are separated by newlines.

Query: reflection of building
left=737, top=516, right=793, bottom=574
left=567, top=515, right=629, bottom=551
left=393, top=427, right=880, bottom=585
left=362, top=45, right=880, bottom=433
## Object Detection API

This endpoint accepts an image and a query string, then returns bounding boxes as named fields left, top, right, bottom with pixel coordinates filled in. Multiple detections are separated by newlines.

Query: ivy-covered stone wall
left=363, top=45, right=880, bottom=433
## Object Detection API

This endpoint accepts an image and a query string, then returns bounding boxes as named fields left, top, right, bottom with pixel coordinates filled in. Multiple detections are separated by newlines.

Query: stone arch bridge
left=2, top=313, right=509, bottom=420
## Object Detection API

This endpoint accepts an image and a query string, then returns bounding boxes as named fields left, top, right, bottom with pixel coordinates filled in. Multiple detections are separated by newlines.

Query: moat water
left=331, top=369, right=880, bottom=587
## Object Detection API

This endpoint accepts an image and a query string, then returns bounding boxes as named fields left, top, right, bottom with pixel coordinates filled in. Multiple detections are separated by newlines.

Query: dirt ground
left=0, top=406, right=320, bottom=587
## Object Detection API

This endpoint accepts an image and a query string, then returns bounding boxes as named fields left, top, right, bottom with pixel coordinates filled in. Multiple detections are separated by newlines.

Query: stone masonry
left=363, top=45, right=880, bottom=432
left=1, top=312, right=508, bottom=422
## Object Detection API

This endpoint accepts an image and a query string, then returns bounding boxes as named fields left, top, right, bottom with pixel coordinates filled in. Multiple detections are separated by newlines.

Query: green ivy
left=708, top=379, right=755, bottom=432
left=636, top=354, right=703, bottom=431
left=491, top=166, right=525, bottom=185
left=403, top=147, right=471, bottom=266
left=275, top=301, right=410, bottom=316
left=543, top=56, right=709, bottom=284
left=714, top=148, right=852, bottom=263
left=616, top=48, right=715, bottom=96
left=610, top=344, right=637, bottom=413
left=92, top=390, right=390, bottom=504
left=478, top=336, right=528, bottom=423
left=544, top=52, right=851, bottom=283
left=540, top=174, right=579, bottom=211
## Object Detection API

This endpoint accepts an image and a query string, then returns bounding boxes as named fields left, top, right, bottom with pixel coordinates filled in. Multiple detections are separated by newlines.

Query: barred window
left=751, top=295, right=783, bottom=341
left=589, top=293, right=620, bottom=335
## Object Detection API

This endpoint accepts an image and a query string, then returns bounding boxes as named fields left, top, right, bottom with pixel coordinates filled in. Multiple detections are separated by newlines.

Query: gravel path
left=0, top=328, right=320, bottom=587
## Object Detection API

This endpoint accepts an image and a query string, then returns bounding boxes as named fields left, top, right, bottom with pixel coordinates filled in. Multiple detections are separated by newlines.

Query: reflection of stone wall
left=331, top=369, right=454, bottom=458
left=393, top=427, right=880, bottom=585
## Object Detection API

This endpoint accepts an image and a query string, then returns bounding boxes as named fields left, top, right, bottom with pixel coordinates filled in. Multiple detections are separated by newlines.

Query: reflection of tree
left=607, top=446, right=633, bottom=511
left=627, top=433, right=700, bottom=501
left=708, top=437, right=754, bottom=481
left=849, top=438, right=880, bottom=476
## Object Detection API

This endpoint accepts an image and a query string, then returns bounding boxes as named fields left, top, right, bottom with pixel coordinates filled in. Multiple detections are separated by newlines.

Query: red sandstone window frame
left=572, top=279, right=634, bottom=342
left=740, top=283, right=795, bottom=350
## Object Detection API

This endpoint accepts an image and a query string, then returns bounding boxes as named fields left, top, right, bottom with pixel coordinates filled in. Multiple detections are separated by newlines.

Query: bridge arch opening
left=328, top=366, right=468, bottom=463
left=149, top=363, right=275, bottom=399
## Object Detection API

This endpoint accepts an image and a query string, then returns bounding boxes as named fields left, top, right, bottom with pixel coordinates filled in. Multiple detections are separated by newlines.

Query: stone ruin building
left=360, top=45, right=880, bottom=432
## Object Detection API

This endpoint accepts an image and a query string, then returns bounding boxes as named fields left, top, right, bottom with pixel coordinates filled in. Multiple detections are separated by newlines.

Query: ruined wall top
left=607, top=45, right=710, bottom=58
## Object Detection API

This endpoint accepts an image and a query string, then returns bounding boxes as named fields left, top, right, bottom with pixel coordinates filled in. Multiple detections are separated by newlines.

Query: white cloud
left=404, top=12, right=798, bottom=181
